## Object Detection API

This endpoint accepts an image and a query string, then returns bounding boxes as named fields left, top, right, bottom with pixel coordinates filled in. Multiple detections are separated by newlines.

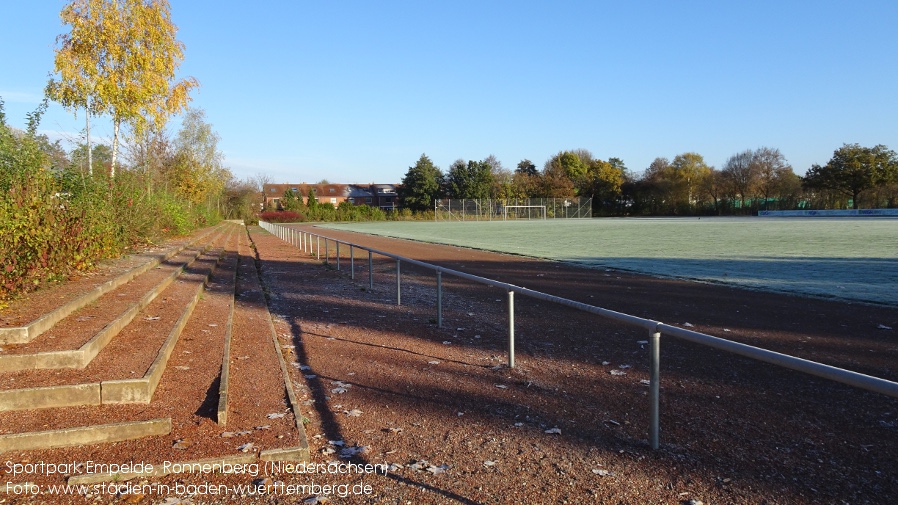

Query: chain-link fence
left=434, top=198, right=592, bottom=221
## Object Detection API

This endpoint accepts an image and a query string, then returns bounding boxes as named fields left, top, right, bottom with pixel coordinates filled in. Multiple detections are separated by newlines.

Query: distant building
left=262, top=183, right=399, bottom=210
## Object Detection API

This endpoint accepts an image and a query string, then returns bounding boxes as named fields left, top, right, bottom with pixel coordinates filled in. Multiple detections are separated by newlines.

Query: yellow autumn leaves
left=47, top=0, right=198, bottom=177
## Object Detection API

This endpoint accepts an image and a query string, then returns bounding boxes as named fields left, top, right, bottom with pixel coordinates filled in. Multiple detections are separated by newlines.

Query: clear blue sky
left=2, top=1, right=896, bottom=183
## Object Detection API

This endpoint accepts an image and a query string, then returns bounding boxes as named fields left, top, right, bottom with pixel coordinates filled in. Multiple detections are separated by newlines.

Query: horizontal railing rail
left=259, top=221, right=898, bottom=449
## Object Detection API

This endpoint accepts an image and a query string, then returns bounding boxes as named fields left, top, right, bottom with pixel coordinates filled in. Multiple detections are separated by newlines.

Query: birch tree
left=48, top=0, right=198, bottom=178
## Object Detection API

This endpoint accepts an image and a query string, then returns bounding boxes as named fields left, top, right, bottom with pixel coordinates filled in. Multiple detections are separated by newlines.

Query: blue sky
left=2, top=1, right=896, bottom=183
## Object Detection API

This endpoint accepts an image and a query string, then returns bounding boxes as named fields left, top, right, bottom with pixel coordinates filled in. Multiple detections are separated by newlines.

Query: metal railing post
left=396, top=260, right=401, bottom=306
left=350, top=245, right=355, bottom=279
left=336, top=242, right=341, bottom=271
left=324, top=239, right=329, bottom=265
left=649, top=329, right=661, bottom=450
left=316, top=236, right=320, bottom=260
left=368, top=251, right=373, bottom=291
left=508, top=290, right=515, bottom=368
left=436, top=271, right=442, bottom=329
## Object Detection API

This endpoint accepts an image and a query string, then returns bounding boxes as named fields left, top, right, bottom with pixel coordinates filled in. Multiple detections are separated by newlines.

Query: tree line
left=399, top=145, right=898, bottom=216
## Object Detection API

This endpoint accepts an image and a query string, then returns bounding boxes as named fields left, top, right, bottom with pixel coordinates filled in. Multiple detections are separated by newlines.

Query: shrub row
left=0, top=113, right=217, bottom=303
left=0, top=168, right=217, bottom=303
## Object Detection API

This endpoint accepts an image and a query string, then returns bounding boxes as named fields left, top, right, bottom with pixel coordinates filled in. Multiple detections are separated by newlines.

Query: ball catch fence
left=434, top=197, right=591, bottom=221
left=260, top=221, right=898, bottom=451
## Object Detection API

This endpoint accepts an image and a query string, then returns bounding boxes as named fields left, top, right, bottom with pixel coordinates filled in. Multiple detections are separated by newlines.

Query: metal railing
left=259, top=221, right=898, bottom=450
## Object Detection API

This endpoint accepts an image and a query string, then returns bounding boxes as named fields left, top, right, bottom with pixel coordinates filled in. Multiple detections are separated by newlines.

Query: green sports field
left=321, top=217, right=898, bottom=306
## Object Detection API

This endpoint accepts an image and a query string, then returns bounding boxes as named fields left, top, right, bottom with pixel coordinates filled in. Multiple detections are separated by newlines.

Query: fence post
left=649, top=329, right=661, bottom=450
left=336, top=242, right=341, bottom=271
left=368, top=251, right=373, bottom=291
left=324, top=239, right=329, bottom=266
left=396, top=260, right=401, bottom=306
left=350, top=245, right=355, bottom=280
left=316, top=236, right=320, bottom=260
left=436, top=271, right=442, bottom=329
left=507, top=290, right=515, bottom=368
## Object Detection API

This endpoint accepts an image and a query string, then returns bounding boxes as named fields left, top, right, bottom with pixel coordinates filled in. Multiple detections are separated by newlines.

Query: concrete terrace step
left=0, top=223, right=309, bottom=476
left=0, top=226, right=237, bottom=411
left=0, top=225, right=232, bottom=373
left=0, top=225, right=221, bottom=346
left=0, top=225, right=239, bottom=453
left=216, top=224, right=310, bottom=461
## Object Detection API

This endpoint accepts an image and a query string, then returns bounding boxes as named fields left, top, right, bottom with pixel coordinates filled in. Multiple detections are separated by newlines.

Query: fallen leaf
left=408, top=460, right=428, bottom=471
left=339, top=445, right=367, bottom=458
left=253, top=477, right=273, bottom=488
left=544, top=427, right=562, bottom=435
left=427, top=464, right=449, bottom=475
